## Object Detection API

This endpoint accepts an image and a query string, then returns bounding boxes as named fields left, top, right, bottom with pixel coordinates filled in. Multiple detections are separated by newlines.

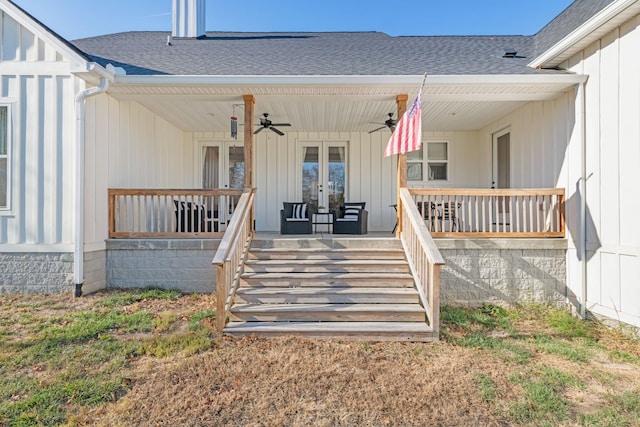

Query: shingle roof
left=534, top=0, right=616, bottom=56
left=69, top=0, right=616, bottom=77
left=72, top=31, right=560, bottom=76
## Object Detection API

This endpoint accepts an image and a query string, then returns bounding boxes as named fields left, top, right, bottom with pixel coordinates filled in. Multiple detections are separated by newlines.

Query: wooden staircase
left=223, top=238, right=436, bottom=342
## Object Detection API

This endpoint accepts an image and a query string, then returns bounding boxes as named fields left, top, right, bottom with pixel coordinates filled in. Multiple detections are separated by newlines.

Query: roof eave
left=529, top=0, right=640, bottom=69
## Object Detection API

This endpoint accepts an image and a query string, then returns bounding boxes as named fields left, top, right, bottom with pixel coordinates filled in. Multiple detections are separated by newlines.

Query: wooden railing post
left=216, top=263, right=227, bottom=331
left=395, top=94, right=408, bottom=237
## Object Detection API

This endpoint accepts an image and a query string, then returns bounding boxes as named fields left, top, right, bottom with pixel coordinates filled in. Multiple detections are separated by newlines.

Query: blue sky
left=15, top=0, right=575, bottom=41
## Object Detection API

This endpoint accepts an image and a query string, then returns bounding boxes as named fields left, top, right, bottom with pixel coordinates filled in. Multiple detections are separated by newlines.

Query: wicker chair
left=280, top=202, right=313, bottom=234
left=332, top=202, right=368, bottom=234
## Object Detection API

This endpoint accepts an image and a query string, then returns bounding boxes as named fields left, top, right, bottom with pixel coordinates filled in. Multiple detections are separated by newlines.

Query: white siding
left=564, top=13, right=640, bottom=327
left=0, top=11, right=75, bottom=248
left=83, top=95, right=187, bottom=246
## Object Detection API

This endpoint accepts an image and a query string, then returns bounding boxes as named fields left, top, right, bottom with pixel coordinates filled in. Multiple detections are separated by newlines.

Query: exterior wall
left=0, top=8, right=78, bottom=293
left=436, top=239, right=568, bottom=307
left=562, top=13, right=640, bottom=328
left=83, top=95, right=189, bottom=247
left=0, top=252, right=73, bottom=293
left=106, top=239, right=219, bottom=293
left=0, top=10, right=76, bottom=247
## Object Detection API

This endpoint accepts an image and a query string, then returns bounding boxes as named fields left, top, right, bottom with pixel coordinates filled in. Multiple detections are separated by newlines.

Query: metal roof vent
left=503, top=49, right=518, bottom=58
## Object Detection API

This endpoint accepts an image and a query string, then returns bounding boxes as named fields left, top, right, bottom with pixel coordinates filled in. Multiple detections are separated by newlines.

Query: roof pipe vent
left=172, top=0, right=206, bottom=39
left=503, top=49, right=518, bottom=58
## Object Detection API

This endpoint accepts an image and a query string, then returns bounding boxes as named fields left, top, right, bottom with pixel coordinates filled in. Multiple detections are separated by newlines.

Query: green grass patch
left=530, top=335, right=591, bottom=363
left=441, top=304, right=512, bottom=332
left=474, top=372, right=497, bottom=402
left=97, top=288, right=182, bottom=308
left=153, top=311, right=178, bottom=332
left=39, top=310, right=153, bottom=345
left=609, top=350, right=640, bottom=366
left=544, top=308, right=594, bottom=339
left=140, top=331, right=213, bottom=358
left=508, top=366, right=578, bottom=425
left=579, top=389, right=640, bottom=427
left=188, top=309, right=216, bottom=331
left=456, top=333, right=532, bottom=365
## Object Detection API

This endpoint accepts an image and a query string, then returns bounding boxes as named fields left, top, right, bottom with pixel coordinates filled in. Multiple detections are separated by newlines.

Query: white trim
left=491, top=127, right=511, bottom=189
left=113, top=74, right=589, bottom=88
left=0, top=243, right=74, bottom=252
left=529, top=0, right=639, bottom=68
left=0, top=101, right=13, bottom=213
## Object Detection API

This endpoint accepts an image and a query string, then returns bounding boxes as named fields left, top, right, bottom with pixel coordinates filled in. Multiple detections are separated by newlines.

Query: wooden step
left=235, top=287, right=420, bottom=304
left=247, top=248, right=406, bottom=260
left=230, top=303, right=426, bottom=322
left=224, top=321, right=435, bottom=342
left=243, top=259, right=410, bottom=274
left=239, top=272, right=415, bottom=288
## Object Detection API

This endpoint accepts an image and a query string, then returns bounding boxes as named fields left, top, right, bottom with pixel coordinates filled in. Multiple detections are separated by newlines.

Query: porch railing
left=213, top=189, right=255, bottom=331
left=108, top=188, right=244, bottom=238
left=407, top=188, right=565, bottom=238
left=399, top=188, right=445, bottom=340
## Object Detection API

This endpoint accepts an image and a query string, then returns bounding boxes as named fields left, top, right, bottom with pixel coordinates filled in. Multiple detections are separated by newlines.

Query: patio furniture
left=332, top=202, right=368, bottom=234
left=280, top=202, right=313, bottom=234
left=174, top=200, right=217, bottom=232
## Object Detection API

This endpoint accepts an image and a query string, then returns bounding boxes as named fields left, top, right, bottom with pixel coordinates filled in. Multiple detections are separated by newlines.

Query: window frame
left=0, top=102, right=12, bottom=212
left=407, top=140, right=450, bottom=183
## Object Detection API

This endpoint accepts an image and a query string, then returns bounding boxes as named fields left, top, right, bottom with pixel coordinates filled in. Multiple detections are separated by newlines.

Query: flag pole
left=395, top=73, right=427, bottom=237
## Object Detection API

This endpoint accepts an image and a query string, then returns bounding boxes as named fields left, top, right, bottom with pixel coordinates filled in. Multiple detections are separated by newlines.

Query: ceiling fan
left=368, top=113, right=397, bottom=133
left=254, top=113, right=291, bottom=136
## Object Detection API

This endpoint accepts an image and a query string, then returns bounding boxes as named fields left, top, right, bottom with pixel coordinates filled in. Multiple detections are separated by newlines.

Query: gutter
left=73, top=64, right=111, bottom=297
left=578, top=80, right=588, bottom=319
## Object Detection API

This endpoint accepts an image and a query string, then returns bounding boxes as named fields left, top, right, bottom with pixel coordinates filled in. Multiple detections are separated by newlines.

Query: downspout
left=578, top=80, right=587, bottom=319
left=74, top=73, right=110, bottom=297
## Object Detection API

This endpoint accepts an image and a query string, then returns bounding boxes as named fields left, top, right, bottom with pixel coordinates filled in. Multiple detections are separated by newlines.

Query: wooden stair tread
left=223, top=321, right=435, bottom=342
left=231, top=303, right=424, bottom=313
left=241, top=272, right=413, bottom=279
left=236, top=287, right=418, bottom=295
left=245, top=259, right=408, bottom=265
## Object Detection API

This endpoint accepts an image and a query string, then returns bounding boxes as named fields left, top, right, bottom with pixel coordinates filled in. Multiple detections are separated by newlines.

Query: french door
left=300, top=142, right=347, bottom=213
left=200, top=142, right=245, bottom=228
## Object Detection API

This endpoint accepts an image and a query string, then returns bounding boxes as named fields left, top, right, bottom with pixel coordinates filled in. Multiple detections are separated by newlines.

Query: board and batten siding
left=83, top=94, right=188, bottom=247
left=563, top=13, right=640, bottom=327
left=0, top=10, right=76, bottom=249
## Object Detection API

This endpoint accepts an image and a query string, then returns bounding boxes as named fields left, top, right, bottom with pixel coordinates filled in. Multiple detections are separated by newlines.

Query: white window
left=407, top=141, right=449, bottom=182
left=0, top=105, right=10, bottom=210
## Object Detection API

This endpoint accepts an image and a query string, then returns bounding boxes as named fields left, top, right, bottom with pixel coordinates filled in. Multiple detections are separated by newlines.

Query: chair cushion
left=337, top=217, right=358, bottom=222
left=286, top=218, right=309, bottom=222
left=344, top=208, right=361, bottom=216
left=291, top=203, right=307, bottom=219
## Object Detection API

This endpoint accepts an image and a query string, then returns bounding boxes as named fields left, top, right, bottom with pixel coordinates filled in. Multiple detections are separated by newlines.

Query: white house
left=0, top=0, right=638, bottom=331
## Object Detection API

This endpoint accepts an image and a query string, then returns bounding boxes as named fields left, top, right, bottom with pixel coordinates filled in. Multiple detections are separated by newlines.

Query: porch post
left=243, top=94, right=255, bottom=188
left=243, top=94, right=255, bottom=234
left=396, top=94, right=408, bottom=237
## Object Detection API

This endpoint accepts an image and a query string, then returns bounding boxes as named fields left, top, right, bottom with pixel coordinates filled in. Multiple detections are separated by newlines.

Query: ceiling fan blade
left=270, top=127, right=285, bottom=136
left=270, top=123, right=291, bottom=127
left=368, top=126, right=387, bottom=134
left=254, top=127, right=264, bottom=134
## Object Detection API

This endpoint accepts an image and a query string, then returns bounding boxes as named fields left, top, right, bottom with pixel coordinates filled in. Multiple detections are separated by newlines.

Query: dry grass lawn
left=1, top=289, right=639, bottom=427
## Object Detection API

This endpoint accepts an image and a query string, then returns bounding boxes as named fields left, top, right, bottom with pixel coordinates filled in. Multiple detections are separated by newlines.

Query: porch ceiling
left=106, top=75, right=586, bottom=132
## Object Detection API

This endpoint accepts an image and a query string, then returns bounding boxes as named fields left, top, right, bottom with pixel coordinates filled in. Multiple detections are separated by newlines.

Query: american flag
left=383, top=91, right=422, bottom=157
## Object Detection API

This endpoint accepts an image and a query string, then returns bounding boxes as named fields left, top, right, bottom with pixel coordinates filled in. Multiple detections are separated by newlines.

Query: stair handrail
left=399, top=187, right=445, bottom=340
left=212, top=188, right=255, bottom=331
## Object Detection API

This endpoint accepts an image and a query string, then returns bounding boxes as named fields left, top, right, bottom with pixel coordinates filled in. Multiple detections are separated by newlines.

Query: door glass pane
left=327, top=146, right=345, bottom=212
left=202, top=146, right=219, bottom=189
left=0, top=158, right=6, bottom=207
left=0, top=107, right=7, bottom=155
left=302, top=147, right=319, bottom=212
left=407, top=163, right=423, bottom=181
left=228, top=146, right=244, bottom=189
left=428, top=163, right=447, bottom=180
